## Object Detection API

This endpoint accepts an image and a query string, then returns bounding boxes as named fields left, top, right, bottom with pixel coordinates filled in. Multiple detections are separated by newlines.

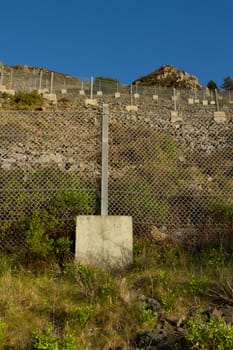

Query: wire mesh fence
left=0, top=105, right=232, bottom=254
left=0, top=110, right=102, bottom=253
left=107, top=113, right=233, bottom=248
left=2, top=64, right=233, bottom=107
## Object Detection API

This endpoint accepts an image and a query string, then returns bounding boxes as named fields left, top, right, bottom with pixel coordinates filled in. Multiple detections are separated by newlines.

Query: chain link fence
left=0, top=104, right=232, bottom=253
left=2, top=64, right=233, bottom=107
left=107, top=111, right=233, bottom=249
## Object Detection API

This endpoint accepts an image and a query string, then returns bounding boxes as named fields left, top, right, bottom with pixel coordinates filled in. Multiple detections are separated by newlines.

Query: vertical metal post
left=173, top=88, right=177, bottom=111
left=101, top=104, right=109, bottom=216
left=9, top=69, right=13, bottom=89
left=90, top=76, right=94, bottom=99
left=215, top=89, right=219, bottom=111
left=39, top=70, right=43, bottom=90
left=50, top=72, right=54, bottom=93
left=0, top=65, right=3, bottom=85
left=130, top=84, right=133, bottom=105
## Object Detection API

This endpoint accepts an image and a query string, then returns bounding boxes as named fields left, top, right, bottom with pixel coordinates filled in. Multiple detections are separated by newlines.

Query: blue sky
left=1, top=0, right=232, bottom=87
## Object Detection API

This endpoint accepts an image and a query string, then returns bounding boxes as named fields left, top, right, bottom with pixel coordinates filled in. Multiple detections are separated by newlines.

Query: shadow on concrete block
left=75, top=216, right=133, bottom=269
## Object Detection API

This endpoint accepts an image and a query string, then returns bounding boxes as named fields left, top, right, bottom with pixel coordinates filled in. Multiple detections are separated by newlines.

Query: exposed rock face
left=133, top=64, right=202, bottom=90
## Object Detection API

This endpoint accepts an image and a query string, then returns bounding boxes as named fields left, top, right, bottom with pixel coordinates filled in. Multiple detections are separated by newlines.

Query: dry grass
left=0, top=240, right=233, bottom=349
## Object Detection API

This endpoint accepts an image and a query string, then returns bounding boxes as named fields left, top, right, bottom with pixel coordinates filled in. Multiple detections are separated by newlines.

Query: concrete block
left=202, top=100, right=208, bottom=106
left=79, top=89, right=85, bottom=95
left=195, top=99, right=199, bottom=103
left=214, top=111, right=227, bottom=123
left=75, top=216, right=133, bottom=268
left=5, top=89, right=15, bottom=96
left=115, top=92, right=121, bottom=98
left=85, top=98, right=97, bottom=106
left=210, top=100, right=216, bottom=105
left=153, top=94, right=158, bottom=102
left=43, top=93, right=57, bottom=103
left=126, top=105, right=138, bottom=112
left=171, top=110, right=182, bottom=123
left=134, top=93, right=140, bottom=99
left=97, top=91, right=103, bottom=96
left=61, top=88, right=67, bottom=94
left=188, top=98, right=194, bottom=104
left=38, top=88, right=49, bottom=94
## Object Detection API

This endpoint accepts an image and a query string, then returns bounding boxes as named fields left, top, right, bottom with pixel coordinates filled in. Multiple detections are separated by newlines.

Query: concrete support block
left=75, top=216, right=133, bottom=268
left=43, top=93, right=57, bottom=103
left=85, top=98, right=97, bottom=106
left=188, top=98, right=194, bottom=104
left=79, top=89, right=85, bottom=95
left=115, top=92, right=121, bottom=98
left=171, top=110, right=182, bottom=123
left=38, top=88, right=49, bottom=94
left=210, top=100, right=216, bottom=105
left=97, top=91, right=103, bottom=96
left=4, top=89, right=15, bottom=96
left=134, top=93, right=140, bottom=99
left=214, top=111, right=227, bottom=123
left=195, top=99, right=199, bottom=103
left=202, top=100, right=208, bottom=106
left=126, top=105, right=138, bottom=112
left=153, top=94, right=158, bottom=102
left=61, top=88, right=67, bottom=94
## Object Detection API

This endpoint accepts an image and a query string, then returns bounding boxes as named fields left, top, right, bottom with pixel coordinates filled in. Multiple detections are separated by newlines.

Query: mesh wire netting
left=0, top=110, right=101, bottom=252
left=0, top=107, right=232, bottom=253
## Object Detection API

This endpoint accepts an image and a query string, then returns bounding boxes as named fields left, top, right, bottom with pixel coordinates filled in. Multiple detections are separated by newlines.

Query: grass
left=0, top=239, right=233, bottom=349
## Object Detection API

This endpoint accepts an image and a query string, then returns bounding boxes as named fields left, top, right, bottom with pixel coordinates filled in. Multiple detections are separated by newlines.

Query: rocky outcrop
left=133, top=65, right=202, bottom=90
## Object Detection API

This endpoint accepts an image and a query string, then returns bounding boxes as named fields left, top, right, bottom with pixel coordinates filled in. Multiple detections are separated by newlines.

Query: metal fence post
left=101, top=104, right=109, bottom=216
left=50, top=72, right=54, bottom=94
left=173, top=87, right=177, bottom=111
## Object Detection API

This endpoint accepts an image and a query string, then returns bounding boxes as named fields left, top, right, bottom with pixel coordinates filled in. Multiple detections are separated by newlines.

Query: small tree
left=221, top=76, right=233, bottom=91
left=207, top=80, right=218, bottom=91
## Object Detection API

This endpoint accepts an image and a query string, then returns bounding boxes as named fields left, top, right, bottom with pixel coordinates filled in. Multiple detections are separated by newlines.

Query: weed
left=187, top=314, right=233, bottom=350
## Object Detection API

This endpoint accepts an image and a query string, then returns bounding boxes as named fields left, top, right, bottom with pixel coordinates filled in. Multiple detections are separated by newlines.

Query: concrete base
left=75, top=216, right=133, bottom=268
left=85, top=98, right=97, bottom=106
left=210, top=100, right=216, bottom=105
left=126, top=105, right=138, bottom=112
left=61, top=88, right=67, bottom=94
left=79, top=90, right=85, bottom=95
left=153, top=94, right=158, bottom=102
left=43, top=93, right=57, bottom=103
left=214, top=111, right=227, bottom=123
left=38, top=88, right=49, bottom=94
left=195, top=99, right=199, bottom=103
left=134, top=93, right=140, bottom=99
left=171, top=110, right=182, bottom=123
left=188, top=98, right=194, bottom=104
left=115, top=92, right=121, bottom=98
left=97, top=91, right=103, bottom=96
left=202, top=100, right=208, bottom=106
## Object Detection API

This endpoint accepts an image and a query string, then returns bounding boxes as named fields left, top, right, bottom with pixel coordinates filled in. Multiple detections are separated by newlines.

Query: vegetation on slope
left=0, top=238, right=233, bottom=349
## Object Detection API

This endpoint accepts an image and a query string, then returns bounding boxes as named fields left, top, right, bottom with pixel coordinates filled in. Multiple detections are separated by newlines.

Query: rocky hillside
left=133, top=64, right=202, bottom=90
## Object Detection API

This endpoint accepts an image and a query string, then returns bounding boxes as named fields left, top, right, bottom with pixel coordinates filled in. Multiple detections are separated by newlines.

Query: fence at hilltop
left=1, top=64, right=233, bottom=107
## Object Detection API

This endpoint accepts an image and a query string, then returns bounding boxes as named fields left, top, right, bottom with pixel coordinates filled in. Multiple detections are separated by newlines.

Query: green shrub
left=12, top=90, right=43, bottom=110
left=0, top=168, right=97, bottom=261
left=187, top=314, right=233, bottom=349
